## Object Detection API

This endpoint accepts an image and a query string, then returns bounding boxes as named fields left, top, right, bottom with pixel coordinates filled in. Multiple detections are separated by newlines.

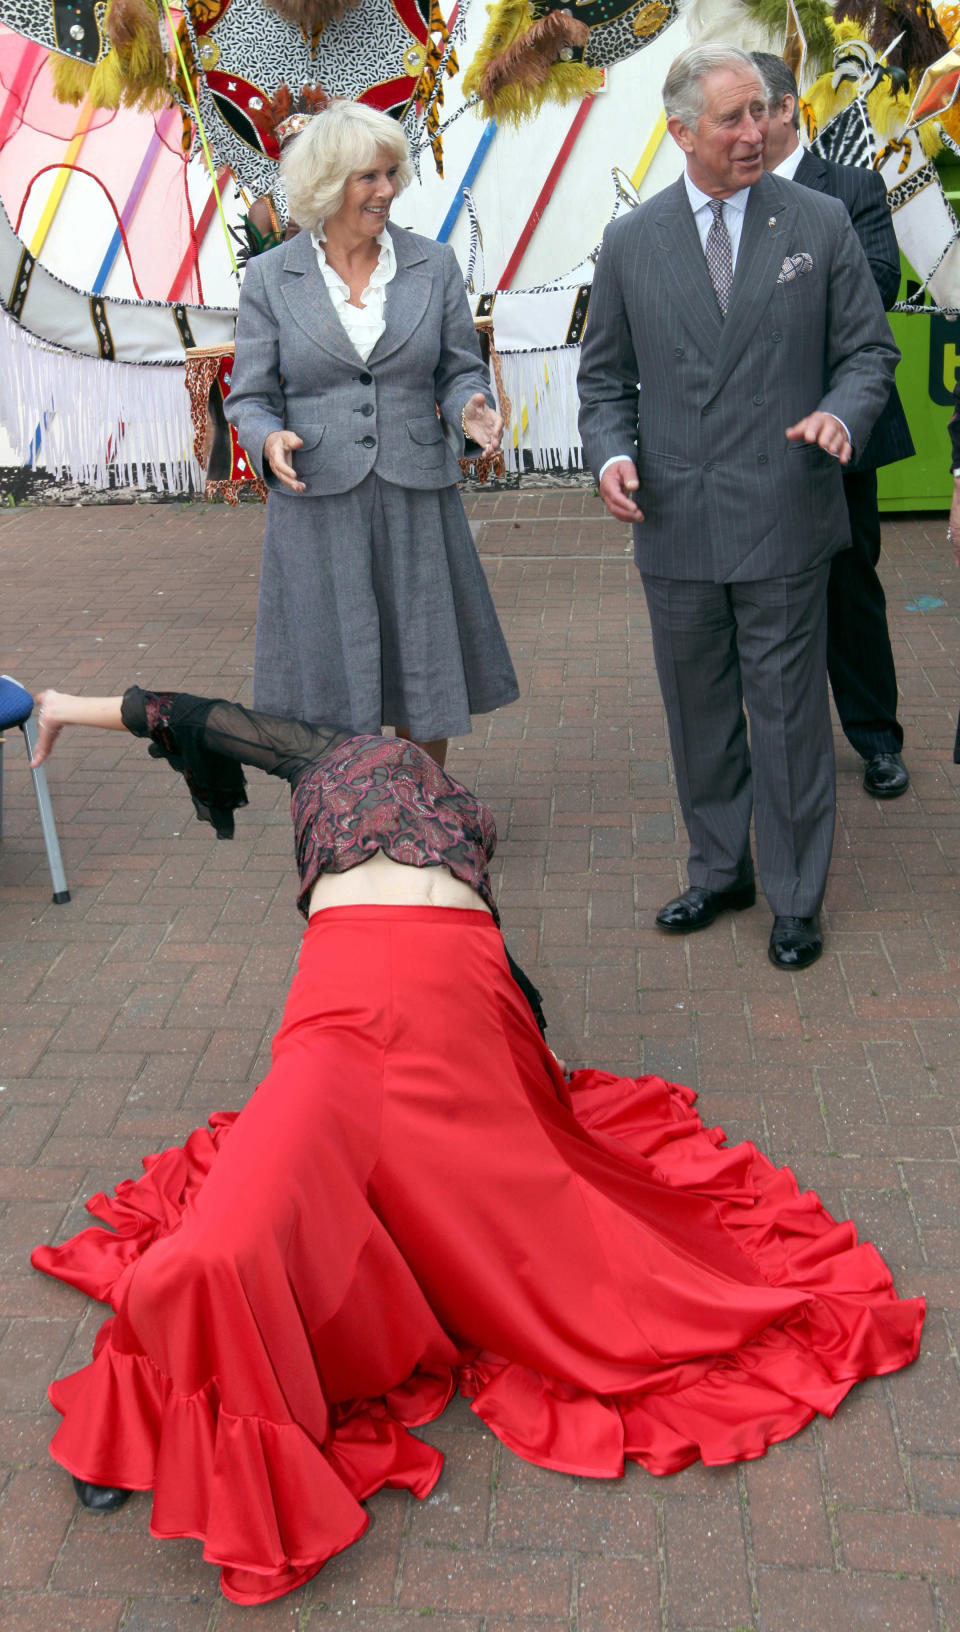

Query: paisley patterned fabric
left=292, top=734, right=499, bottom=920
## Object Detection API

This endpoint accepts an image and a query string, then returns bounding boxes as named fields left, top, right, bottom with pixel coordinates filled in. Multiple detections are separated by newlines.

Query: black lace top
left=120, top=689, right=499, bottom=921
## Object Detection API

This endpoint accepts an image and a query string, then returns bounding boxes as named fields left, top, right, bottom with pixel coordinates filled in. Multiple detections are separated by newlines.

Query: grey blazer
left=577, top=171, right=901, bottom=582
left=225, top=223, right=492, bottom=495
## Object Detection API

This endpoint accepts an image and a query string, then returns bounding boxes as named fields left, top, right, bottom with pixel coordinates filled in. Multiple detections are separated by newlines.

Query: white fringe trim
left=0, top=310, right=202, bottom=492
left=0, top=310, right=588, bottom=486
left=499, top=346, right=585, bottom=471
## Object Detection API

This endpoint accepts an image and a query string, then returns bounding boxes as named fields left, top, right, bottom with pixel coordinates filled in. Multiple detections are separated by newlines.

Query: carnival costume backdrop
left=34, top=914, right=924, bottom=1604
left=7, top=0, right=960, bottom=484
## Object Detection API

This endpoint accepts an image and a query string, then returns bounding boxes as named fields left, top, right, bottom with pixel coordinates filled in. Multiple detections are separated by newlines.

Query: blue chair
left=0, top=676, right=70, bottom=903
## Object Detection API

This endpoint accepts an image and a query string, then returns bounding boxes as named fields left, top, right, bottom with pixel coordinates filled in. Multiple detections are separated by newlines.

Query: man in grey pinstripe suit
left=577, top=43, right=899, bottom=970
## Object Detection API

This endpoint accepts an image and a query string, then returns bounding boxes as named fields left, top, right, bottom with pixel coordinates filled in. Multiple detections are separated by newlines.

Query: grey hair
left=751, top=52, right=801, bottom=132
left=662, top=42, right=764, bottom=130
left=280, top=101, right=414, bottom=233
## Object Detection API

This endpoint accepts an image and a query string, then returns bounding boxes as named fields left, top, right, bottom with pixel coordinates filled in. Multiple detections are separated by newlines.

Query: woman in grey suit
left=225, top=101, right=519, bottom=767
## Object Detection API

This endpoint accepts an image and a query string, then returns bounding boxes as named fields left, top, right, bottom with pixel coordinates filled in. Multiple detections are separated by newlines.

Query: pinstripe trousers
left=641, top=564, right=834, bottom=918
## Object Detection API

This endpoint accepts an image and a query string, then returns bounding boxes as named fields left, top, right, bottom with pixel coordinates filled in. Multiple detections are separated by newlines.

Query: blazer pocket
left=639, top=449, right=690, bottom=470
left=291, top=424, right=326, bottom=477
left=786, top=441, right=836, bottom=466
left=406, top=414, right=446, bottom=465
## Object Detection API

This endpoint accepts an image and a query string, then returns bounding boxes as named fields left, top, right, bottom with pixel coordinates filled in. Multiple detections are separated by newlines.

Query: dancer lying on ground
left=30, top=686, right=924, bottom=1607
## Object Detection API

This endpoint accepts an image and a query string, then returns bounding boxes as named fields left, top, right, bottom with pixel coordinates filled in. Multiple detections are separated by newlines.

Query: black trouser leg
left=827, top=469, right=903, bottom=760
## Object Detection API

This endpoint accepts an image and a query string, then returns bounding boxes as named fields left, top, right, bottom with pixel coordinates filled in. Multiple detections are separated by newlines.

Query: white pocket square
left=777, top=252, right=814, bottom=283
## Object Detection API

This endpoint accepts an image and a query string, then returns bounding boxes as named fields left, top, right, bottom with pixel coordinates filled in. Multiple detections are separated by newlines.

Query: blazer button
left=360, top=402, right=375, bottom=416
left=758, top=453, right=768, bottom=464
left=674, top=347, right=684, bottom=358
left=753, top=393, right=765, bottom=406
left=361, top=434, right=376, bottom=448
left=770, top=330, right=782, bottom=343
left=703, top=459, right=714, bottom=472
left=358, top=371, right=373, bottom=385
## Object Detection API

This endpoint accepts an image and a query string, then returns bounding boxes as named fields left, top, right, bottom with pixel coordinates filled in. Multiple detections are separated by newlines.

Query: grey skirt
left=253, top=473, right=519, bottom=739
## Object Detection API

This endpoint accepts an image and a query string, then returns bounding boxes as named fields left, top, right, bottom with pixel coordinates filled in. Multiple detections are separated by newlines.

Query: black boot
left=72, top=1474, right=132, bottom=1513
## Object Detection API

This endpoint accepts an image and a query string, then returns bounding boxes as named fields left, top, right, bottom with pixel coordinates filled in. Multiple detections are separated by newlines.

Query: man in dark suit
left=754, top=52, right=913, bottom=801
left=578, top=43, right=899, bottom=969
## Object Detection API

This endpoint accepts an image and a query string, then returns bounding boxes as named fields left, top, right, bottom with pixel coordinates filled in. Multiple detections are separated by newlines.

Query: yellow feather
left=87, top=49, right=126, bottom=108
left=473, top=60, right=601, bottom=126
left=50, top=57, right=95, bottom=106
left=462, top=0, right=538, bottom=101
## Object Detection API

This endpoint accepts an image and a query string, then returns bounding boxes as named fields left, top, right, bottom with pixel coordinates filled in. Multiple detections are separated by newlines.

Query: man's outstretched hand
left=599, top=458, right=644, bottom=521
left=785, top=412, right=851, bottom=464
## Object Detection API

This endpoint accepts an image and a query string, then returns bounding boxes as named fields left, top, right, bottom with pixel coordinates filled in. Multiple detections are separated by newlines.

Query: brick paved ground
left=1, top=488, right=958, bottom=1632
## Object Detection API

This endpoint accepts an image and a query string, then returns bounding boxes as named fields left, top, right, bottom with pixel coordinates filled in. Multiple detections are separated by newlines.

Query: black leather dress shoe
left=655, top=880, right=756, bottom=933
left=768, top=915, right=822, bottom=970
left=72, top=1475, right=132, bottom=1513
left=863, top=752, right=909, bottom=799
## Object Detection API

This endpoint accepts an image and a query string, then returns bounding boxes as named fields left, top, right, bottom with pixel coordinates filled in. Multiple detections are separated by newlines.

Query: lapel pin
left=768, top=216, right=776, bottom=227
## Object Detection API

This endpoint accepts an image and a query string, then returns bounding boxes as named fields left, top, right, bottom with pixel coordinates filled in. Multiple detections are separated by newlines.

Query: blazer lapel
left=278, top=230, right=365, bottom=369
left=706, top=173, right=792, bottom=401
left=365, top=223, right=432, bottom=365
left=652, top=180, right=725, bottom=357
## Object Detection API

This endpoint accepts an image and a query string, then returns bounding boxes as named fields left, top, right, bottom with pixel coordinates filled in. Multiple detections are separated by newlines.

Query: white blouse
left=310, top=226, right=397, bottom=361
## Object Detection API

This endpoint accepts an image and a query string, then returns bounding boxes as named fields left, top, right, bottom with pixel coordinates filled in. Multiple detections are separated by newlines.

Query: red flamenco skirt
left=32, top=907, right=924, bottom=1605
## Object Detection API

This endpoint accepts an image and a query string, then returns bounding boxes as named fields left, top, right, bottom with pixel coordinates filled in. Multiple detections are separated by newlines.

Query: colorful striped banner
left=436, top=118, right=497, bottom=243
left=26, top=410, right=52, bottom=470
left=0, top=39, right=45, bottom=152
left=22, top=90, right=97, bottom=466
left=630, top=109, right=666, bottom=193
left=497, top=95, right=595, bottom=290
left=167, top=165, right=231, bottom=301
left=159, top=0, right=237, bottom=275
left=93, top=106, right=181, bottom=293
left=28, top=96, right=97, bottom=257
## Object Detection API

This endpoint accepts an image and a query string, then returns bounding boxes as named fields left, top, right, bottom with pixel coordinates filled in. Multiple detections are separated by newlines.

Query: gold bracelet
left=461, top=405, right=470, bottom=437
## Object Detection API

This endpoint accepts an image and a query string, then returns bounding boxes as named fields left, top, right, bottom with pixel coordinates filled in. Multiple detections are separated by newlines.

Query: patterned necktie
left=705, top=199, right=733, bottom=317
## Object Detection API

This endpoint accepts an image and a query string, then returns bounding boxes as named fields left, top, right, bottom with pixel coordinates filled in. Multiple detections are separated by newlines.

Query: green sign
left=878, top=271, right=954, bottom=513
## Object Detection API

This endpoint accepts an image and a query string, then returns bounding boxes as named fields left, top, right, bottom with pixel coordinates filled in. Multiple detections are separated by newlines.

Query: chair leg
left=19, top=717, right=70, bottom=903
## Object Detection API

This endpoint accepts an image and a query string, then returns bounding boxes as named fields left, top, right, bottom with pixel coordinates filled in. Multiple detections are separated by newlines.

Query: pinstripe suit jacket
left=793, top=150, right=914, bottom=472
left=577, top=170, right=900, bottom=581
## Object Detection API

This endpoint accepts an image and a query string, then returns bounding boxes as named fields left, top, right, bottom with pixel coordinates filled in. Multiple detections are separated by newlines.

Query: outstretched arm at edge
left=31, top=689, right=348, bottom=777
left=29, top=687, right=350, bottom=838
left=29, top=691, right=125, bottom=767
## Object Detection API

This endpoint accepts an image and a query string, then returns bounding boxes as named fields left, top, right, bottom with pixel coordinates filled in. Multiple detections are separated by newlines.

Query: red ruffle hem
left=32, top=907, right=924, bottom=1605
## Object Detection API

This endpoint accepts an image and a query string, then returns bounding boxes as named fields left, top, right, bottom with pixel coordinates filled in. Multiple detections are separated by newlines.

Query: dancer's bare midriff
left=307, top=848, right=492, bottom=916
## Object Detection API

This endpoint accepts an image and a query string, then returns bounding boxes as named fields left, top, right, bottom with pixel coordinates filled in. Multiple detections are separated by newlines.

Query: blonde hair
left=280, top=101, right=413, bottom=232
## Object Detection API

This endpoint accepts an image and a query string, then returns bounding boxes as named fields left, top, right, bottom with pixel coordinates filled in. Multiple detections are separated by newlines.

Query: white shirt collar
left=311, top=221, right=394, bottom=260
left=683, top=172, right=752, bottom=219
left=771, top=143, right=806, bottom=181
left=309, top=224, right=396, bottom=293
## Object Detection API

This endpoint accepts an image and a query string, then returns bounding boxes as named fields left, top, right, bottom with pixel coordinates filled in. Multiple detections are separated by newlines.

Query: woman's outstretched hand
left=462, top=393, right=503, bottom=458
left=264, top=430, right=306, bottom=493
left=29, top=691, right=126, bottom=766
left=30, top=690, right=64, bottom=767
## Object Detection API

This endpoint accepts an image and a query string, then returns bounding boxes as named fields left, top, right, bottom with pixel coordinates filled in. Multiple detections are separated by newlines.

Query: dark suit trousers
left=642, top=565, right=834, bottom=918
left=827, top=469, right=903, bottom=759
